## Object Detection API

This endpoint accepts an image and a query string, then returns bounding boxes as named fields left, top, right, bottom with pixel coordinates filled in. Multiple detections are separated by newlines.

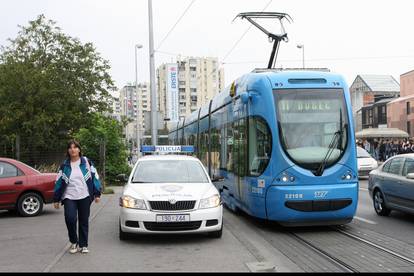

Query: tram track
left=287, top=231, right=357, bottom=272
left=223, top=206, right=414, bottom=272
left=286, top=225, right=414, bottom=272
left=332, top=226, right=414, bottom=268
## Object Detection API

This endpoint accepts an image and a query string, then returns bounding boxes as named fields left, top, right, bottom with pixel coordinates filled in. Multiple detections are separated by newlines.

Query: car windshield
left=132, top=160, right=209, bottom=183
left=274, top=88, right=349, bottom=171
left=357, top=147, right=372, bottom=158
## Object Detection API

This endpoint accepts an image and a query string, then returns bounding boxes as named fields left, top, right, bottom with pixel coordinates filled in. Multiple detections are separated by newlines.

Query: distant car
left=368, top=154, right=414, bottom=216
left=119, top=154, right=223, bottom=239
left=0, top=158, right=57, bottom=217
left=357, top=146, right=378, bottom=178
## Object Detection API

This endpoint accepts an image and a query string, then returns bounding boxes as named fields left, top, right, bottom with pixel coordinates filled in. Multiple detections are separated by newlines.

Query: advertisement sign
left=166, top=64, right=179, bottom=122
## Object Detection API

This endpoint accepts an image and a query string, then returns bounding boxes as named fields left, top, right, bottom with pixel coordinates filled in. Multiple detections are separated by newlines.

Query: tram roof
left=170, top=69, right=346, bottom=132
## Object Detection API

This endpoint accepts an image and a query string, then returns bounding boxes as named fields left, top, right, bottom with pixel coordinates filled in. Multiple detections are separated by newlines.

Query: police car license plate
left=156, top=214, right=190, bottom=223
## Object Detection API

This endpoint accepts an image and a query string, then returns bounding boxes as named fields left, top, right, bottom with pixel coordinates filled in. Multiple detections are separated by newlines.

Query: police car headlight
left=199, top=194, right=221, bottom=209
left=121, top=196, right=147, bottom=210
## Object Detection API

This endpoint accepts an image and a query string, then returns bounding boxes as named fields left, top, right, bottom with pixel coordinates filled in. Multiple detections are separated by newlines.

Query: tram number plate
left=156, top=214, right=190, bottom=223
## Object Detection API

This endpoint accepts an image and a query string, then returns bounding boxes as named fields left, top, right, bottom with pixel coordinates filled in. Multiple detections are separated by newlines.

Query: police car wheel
left=119, top=223, right=132, bottom=240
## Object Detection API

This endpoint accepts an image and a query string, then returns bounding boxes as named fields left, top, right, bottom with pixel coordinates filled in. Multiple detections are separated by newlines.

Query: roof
left=388, top=94, right=414, bottom=104
left=355, top=128, right=409, bottom=138
left=401, top=70, right=414, bottom=77
left=138, top=155, right=200, bottom=162
left=375, top=98, right=396, bottom=105
left=358, top=75, right=400, bottom=92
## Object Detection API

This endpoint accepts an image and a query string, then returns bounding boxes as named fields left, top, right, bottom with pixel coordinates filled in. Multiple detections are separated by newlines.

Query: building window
left=407, top=102, right=411, bottom=115
left=190, top=66, right=197, bottom=72
left=408, top=121, right=411, bottom=136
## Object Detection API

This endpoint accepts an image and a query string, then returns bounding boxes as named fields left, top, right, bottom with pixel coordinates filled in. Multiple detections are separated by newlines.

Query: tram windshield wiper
left=315, top=110, right=347, bottom=176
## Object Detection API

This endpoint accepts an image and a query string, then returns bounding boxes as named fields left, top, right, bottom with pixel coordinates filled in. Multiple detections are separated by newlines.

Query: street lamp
left=297, top=44, right=305, bottom=69
left=135, top=44, right=143, bottom=157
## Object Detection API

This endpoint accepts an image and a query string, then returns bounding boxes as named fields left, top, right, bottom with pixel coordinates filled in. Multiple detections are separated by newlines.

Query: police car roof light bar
left=140, top=145, right=195, bottom=154
left=234, top=12, right=292, bottom=69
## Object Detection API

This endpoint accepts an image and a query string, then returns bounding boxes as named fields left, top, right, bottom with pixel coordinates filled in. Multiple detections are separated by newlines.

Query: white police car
left=119, top=146, right=223, bottom=239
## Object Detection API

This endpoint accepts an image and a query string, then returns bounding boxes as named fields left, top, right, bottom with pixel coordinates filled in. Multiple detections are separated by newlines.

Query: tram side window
left=183, top=125, right=190, bottom=145
left=233, top=117, right=247, bottom=177
left=183, top=122, right=196, bottom=146
left=199, top=116, right=210, bottom=169
left=210, top=112, right=221, bottom=177
left=249, top=116, right=272, bottom=176
left=225, top=121, right=234, bottom=173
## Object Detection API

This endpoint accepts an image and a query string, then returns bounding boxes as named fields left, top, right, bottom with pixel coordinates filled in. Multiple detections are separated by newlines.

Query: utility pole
left=297, top=44, right=305, bottom=69
left=135, top=44, right=143, bottom=156
left=148, top=0, right=158, bottom=146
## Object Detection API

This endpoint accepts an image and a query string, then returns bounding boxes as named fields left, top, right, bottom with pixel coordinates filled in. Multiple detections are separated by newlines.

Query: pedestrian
left=53, top=139, right=102, bottom=254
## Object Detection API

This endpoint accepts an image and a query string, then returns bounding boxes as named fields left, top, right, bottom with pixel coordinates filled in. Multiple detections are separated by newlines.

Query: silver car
left=357, top=146, right=378, bottom=178
left=368, top=154, right=414, bottom=216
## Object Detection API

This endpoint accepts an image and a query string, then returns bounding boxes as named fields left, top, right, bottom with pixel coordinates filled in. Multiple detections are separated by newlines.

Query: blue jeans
left=63, top=197, right=92, bottom=248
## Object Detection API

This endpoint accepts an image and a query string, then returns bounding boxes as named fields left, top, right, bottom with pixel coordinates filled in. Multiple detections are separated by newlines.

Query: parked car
left=357, top=146, right=378, bottom=178
left=368, top=154, right=414, bottom=216
left=0, top=158, right=57, bottom=217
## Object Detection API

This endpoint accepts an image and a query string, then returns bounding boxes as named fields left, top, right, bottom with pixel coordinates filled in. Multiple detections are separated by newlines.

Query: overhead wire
left=155, top=0, right=197, bottom=52
left=197, top=0, right=274, bottom=82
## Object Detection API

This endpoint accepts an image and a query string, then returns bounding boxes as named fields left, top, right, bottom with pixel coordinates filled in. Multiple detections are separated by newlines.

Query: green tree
left=74, top=113, right=130, bottom=185
left=0, top=15, right=115, bottom=163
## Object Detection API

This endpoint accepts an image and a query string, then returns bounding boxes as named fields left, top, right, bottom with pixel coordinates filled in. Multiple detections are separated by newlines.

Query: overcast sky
left=1, top=0, right=414, bottom=92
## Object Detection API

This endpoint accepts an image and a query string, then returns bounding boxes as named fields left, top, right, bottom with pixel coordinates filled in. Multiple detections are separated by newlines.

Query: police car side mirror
left=407, top=173, right=414, bottom=180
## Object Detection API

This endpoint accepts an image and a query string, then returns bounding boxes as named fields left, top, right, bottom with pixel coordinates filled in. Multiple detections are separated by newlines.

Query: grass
left=102, top=187, right=114, bottom=194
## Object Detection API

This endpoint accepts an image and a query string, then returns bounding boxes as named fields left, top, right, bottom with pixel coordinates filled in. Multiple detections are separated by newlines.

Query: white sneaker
left=79, top=247, right=89, bottom=254
left=69, top=243, right=78, bottom=254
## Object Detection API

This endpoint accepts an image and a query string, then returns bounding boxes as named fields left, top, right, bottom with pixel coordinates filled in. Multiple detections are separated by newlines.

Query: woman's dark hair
left=66, top=139, right=82, bottom=159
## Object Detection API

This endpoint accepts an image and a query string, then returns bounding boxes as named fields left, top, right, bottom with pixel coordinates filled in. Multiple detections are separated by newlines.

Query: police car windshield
left=132, top=160, right=209, bottom=183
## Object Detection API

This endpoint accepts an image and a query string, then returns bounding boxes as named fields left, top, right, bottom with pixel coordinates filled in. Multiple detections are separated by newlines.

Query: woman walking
left=53, top=140, right=102, bottom=254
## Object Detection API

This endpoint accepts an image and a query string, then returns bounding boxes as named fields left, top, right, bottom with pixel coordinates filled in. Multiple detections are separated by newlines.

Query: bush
left=35, top=163, right=59, bottom=173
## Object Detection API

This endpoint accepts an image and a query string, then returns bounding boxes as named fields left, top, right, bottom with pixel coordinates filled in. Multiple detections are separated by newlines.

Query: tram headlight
left=342, top=171, right=353, bottom=180
left=280, top=173, right=295, bottom=183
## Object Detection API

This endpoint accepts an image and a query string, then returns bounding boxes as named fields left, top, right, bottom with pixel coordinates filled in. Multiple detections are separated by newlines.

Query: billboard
left=166, top=63, right=179, bottom=122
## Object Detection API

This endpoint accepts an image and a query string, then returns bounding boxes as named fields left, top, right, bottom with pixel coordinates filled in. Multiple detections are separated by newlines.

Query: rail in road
left=287, top=226, right=414, bottom=272
left=223, top=204, right=414, bottom=272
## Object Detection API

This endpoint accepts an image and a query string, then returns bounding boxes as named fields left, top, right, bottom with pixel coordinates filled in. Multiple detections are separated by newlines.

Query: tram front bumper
left=265, top=183, right=358, bottom=226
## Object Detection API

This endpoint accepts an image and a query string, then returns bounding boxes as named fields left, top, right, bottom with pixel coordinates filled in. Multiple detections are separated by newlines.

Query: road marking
left=359, top=188, right=369, bottom=191
left=354, top=216, right=377, bottom=225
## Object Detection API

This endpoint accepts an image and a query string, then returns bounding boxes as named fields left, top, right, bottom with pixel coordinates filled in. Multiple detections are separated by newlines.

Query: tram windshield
left=275, top=89, right=349, bottom=171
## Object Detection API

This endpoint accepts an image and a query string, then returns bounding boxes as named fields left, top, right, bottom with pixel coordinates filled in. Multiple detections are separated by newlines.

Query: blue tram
left=168, top=69, right=358, bottom=226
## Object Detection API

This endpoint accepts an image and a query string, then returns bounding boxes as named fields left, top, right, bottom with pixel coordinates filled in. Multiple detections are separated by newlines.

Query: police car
left=119, top=146, right=223, bottom=239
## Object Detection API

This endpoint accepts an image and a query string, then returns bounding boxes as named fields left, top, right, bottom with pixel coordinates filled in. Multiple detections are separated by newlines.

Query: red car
left=0, top=158, right=57, bottom=217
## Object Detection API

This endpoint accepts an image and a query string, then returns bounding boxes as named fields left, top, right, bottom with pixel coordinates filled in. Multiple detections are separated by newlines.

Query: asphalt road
left=1, top=181, right=414, bottom=272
